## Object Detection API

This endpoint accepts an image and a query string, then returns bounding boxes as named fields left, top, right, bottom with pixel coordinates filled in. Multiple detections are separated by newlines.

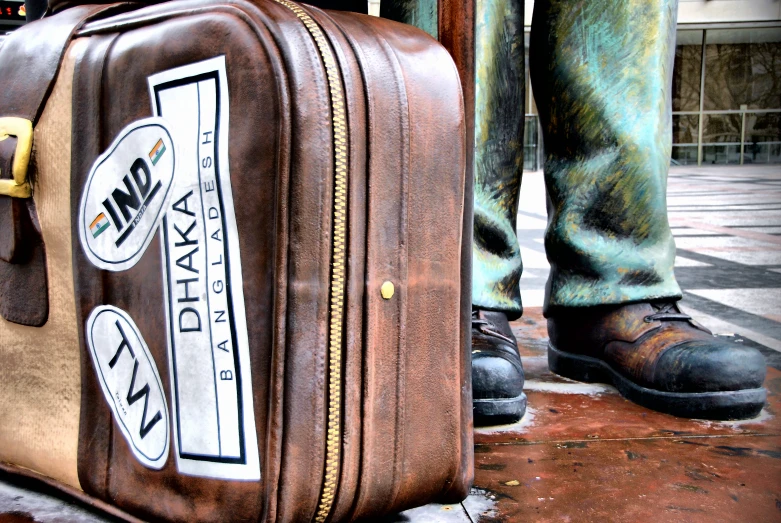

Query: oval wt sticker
left=79, top=117, right=176, bottom=271
left=87, top=305, right=170, bottom=469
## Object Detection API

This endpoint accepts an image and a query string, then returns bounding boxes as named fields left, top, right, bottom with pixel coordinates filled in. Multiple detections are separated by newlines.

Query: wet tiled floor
left=459, top=306, right=781, bottom=522
left=1, top=166, right=780, bottom=521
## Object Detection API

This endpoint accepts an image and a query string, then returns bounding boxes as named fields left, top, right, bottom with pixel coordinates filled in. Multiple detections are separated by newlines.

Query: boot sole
left=548, top=343, right=766, bottom=420
left=473, top=392, right=528, bottom=427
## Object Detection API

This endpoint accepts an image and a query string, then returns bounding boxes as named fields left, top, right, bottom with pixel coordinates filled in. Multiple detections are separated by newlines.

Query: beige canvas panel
left=0, top=39, right=85, bottom=489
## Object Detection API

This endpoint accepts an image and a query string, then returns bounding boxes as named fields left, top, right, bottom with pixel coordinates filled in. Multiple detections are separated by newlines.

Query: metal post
left=527, top=65, right=542, bottom=171
left=537, top=116, right=543, bottom=171
left=740, top=104, right=747, bottom=165
left=697, top=30, right=707, bottom=166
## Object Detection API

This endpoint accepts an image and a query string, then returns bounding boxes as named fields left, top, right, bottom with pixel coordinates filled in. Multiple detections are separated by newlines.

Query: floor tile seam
left=459, top=502, right=475, bottom=523
left=670, top=218, right=781, bottom=246
left=517, top=210, right=547, bottom=221
left=668, top=209, right=781, bottom=214
left=668, top=208, right=781, bottom=214
left=476, top=432, right=780, bottom=447
left=685, top=246, right=781, bottom=253
left=669, top=205, right=781, bottom=210
left=668, top=192, right=758, bottom=197
left=670, top=179, right=778, bottom=184
left=670, top=189, right=781, bottom=194
left=681, top=290, right=781, bottom=344
left=729, top=226, right=781, bottom=229
left=675, top=248, right=772, bottom=270
left=517, top=237, right=546, bottom=249
left=687, top=224, right=781, bottom=229
left=679, top=183, right=781, bottom=187
left=675, top=274, right=781, bottom=290
left=674, top=235, right=735, bottom=241
left=677, top=302, right=781, bottom=356
left=673, top=204, right=781, bottom=209
left=674, top=249, right=781, bottom=282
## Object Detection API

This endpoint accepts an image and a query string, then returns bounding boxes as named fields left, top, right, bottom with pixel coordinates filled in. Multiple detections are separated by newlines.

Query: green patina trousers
left=385, top=0, right=683, bottom=318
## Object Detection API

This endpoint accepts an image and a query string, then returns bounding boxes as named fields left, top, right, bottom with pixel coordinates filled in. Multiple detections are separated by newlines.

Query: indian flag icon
left=90, top=213, right=110, bottom=238
left=149, top=138, right=166, bottom=166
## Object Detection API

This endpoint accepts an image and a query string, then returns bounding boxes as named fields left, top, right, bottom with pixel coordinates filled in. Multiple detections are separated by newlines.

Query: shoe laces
left=472, top=310, right=515, bottom=344
left=643, top=302, right=692, bottom=323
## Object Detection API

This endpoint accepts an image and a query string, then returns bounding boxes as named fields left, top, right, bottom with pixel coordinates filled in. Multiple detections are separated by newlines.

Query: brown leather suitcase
left=0, top=1, right=473, bottom=521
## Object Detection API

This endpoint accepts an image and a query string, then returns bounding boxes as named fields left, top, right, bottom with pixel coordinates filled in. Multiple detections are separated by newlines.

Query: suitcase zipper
left=273, top=2, right=348, bottom=522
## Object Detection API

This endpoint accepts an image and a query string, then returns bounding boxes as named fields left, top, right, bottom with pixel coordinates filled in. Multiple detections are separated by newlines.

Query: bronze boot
left=472, top=309, right=527, bottom=425
left=547, top=302, right=767, bottom=420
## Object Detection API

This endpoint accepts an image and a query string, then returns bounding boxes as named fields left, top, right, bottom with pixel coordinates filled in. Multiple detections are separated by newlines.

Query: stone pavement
left=1, top=165, right=780, bottom=522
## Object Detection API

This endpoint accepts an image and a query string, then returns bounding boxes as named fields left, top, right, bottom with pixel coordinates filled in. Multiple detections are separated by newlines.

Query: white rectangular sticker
left=148, top=56, right=260, bottom=481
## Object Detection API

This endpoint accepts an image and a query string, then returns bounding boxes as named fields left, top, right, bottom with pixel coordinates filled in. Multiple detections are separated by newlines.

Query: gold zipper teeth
left=273, top=1, right=348, bottom=522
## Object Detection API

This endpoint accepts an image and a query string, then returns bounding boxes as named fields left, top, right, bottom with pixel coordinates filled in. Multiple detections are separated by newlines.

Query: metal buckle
left=0, top=117, right=33, bottom=198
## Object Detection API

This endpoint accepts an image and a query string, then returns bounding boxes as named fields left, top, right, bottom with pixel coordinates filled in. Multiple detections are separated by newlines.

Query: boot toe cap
left=654, top=339, right=766, bottom=393
left=472, top=352, right=525, bottom=400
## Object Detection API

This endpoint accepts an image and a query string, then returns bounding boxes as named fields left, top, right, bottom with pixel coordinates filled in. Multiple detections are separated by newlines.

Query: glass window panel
left=702, top=144, right=741, bottom=164
left=672, top=114, right=699, bottom=144
left=671, top=145, right=698, bottom=165
left=748, top=143, right=781, bottom=164
left=703, top=28, right=781, bottom=111
left=702, top=113, right=741, bottom=143
left=744, top=112, right=781, bottom=164
left=672, top=30, right=703, bottom=112
left=702, top=113, right=741, bottom=165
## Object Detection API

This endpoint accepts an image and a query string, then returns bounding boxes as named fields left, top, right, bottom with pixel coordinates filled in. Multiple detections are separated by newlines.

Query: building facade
left=523, top=0, right=781, bottom=169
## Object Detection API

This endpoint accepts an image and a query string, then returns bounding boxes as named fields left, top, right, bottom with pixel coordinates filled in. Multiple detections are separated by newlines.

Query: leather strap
left=0, top=5, right=112, bottom=124
left=0, top=4, right=121, bottom=326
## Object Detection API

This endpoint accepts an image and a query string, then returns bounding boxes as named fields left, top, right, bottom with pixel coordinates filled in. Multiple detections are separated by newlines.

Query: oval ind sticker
left=87, top=305, right=169, bottom=469
left=79, top=117, right=176, bottom=272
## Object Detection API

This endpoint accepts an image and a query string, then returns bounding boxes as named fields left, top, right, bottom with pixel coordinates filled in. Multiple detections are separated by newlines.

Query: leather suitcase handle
left=0, top=4, right=122, bottom=135
left=0, top=4, right=132, bottom=326
left=0, top=117, right=33, bottom=198
left=0, top=6, right=96, bottom=203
